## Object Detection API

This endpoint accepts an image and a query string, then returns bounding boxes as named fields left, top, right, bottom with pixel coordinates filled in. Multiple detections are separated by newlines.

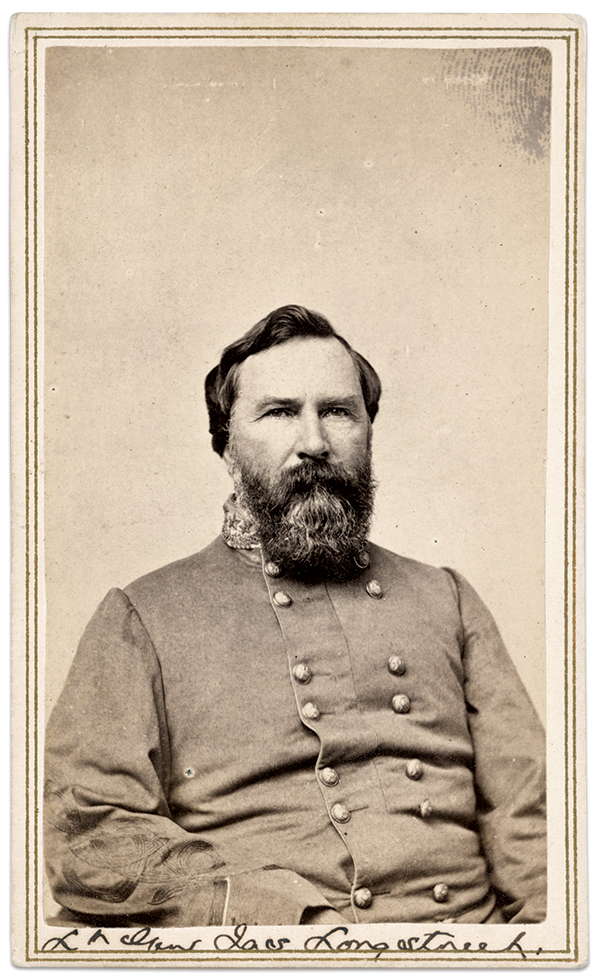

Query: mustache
left=265, top=458, right=368, bottom=505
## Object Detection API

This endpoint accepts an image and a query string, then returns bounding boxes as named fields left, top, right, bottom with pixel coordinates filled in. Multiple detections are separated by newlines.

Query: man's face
left=224, top=336, right=375, bottom=581
left=225, top=336, right=371, bottom=481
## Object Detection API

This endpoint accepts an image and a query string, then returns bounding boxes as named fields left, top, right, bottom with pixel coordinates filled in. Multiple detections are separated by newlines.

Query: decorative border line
left=21, top=23, right=583, bottom=965
left=23, top=32, right=576, bottom=41
left=22, top=24, right=580, bottom=32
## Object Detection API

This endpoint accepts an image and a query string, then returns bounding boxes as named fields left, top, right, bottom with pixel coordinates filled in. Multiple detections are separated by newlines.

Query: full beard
left=229, top=452, right=376, bottom=583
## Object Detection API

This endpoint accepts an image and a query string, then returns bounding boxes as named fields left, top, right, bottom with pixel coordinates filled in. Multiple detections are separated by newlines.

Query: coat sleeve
left=44, top=587, right=340, bottom=927
left=445, top=569, right=547, bottom=923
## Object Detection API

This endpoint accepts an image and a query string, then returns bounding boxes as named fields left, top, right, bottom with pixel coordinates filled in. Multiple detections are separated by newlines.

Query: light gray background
left=43, top=43, right=550, bottom=718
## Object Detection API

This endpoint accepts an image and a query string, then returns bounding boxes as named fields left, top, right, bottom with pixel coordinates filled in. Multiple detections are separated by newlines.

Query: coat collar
left=221, top=494, right=261, bottom=550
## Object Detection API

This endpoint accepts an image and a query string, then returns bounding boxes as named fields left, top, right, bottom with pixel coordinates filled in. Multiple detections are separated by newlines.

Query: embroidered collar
left=221, top=494, right=261, bottom=550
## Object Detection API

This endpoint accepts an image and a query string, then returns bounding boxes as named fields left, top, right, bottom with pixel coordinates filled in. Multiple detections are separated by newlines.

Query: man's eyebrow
left=319, top=396, right=363, bottom=411
left=254, top=397, right=302, bottom=412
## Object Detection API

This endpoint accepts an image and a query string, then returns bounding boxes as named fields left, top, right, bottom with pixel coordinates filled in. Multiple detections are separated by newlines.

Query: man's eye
left=324, top=407, right=350, bottom=417
left=264, top=407, right=292, bottom=418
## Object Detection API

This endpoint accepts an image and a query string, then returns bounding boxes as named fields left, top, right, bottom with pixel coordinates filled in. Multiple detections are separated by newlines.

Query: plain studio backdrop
left=43, top=43, right=550, bottom=720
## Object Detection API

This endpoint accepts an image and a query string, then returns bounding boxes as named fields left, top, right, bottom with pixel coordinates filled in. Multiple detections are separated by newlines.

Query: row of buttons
left=320, top=760, right=422, bottom=786
left=293, top=655, right=407, bottom=686
left=271, top=580, right=384, bottom=608
left=351, top=883, right=449, bottom=910
left=265, top=550, right=371, bottom=579
left=327, top=788, right=433, bottom=821
left=293, top=653, right=410, bottom=715
left=327, top=788, right=433, bottom=824
left=265, top=546, right=381, bottom=608
left=352, top=882, right=449, bottom=912
left=300, top=696, right=412, bottom=721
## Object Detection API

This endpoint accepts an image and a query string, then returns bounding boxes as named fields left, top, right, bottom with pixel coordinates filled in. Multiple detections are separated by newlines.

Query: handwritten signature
left=42, top=924, right=541, bottom=960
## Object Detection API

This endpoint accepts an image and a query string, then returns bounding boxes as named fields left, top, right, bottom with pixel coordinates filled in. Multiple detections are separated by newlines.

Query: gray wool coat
left=44, top=537, right=546, bottom=927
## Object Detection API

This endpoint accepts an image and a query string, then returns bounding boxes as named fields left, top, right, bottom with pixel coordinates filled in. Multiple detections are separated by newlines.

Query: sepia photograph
left=11, top=12, right=585, bottom=967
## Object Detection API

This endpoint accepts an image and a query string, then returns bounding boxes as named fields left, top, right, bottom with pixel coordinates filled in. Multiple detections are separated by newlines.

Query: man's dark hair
left=205, top=305, right=382, bottom=457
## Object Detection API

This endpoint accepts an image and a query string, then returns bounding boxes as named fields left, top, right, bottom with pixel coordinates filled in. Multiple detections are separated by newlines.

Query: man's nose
left=296, top=411, right=329, bottom=459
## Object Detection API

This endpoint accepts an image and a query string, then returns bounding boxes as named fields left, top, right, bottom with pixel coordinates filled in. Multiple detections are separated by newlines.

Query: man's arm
left=444, top=569, right=547, bottom=924
left=44, top=587, right=341, bottom=927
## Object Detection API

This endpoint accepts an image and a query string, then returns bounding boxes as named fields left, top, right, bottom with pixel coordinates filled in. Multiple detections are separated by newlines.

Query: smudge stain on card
left=440, top=48, right=551, bottom=161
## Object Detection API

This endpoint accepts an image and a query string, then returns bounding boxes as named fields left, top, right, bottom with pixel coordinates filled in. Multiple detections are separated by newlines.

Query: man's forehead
left=235, top=336, right=361, bottom=401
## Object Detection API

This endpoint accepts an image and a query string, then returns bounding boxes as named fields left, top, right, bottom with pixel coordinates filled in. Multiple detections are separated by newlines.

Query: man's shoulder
left=368, top=541, right=453, bottom=585
left=123, top=536, right=233, bottom=603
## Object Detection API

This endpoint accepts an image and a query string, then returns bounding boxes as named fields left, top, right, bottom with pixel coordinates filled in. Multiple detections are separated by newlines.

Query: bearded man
left=44, top=305, right=547, bottom=928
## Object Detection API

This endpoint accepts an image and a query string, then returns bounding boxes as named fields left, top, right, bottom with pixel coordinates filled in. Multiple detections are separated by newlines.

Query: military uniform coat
left=44, top=536, right=546, bottom=927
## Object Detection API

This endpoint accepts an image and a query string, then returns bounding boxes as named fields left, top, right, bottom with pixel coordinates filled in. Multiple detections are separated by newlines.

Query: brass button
left=292, top=663, right=312, bottom=684
left=366, top=579, right=383, bottom=599
left=319, top=767, right=339, bottom=787
left=301, top=702, right=320, bottom=722
left=387, top=655, right=406, bottom=676
left=420, top=799, right=434, bottom=819
left=265, top=561, right=282, bottom=577
left=354, top=887, right=373, bottom=909
left=331, top=803, right=350, bottom=823
left=354, top=550, right=370, bottom=569
left=433, top=883, right=449, bottom=903
left=273, top=591, right=292, bottom=607
left=392, top=693, right=411, bottom=714
left=406, top=759, right=423, bottom=780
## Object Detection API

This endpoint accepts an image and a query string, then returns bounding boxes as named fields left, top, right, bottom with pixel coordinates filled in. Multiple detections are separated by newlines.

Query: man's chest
left=136, top=554, right=472, bottom=811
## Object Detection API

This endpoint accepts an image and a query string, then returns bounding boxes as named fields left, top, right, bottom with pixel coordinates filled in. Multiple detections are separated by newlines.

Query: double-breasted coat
left=44, top=534, right=546, bottom=927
